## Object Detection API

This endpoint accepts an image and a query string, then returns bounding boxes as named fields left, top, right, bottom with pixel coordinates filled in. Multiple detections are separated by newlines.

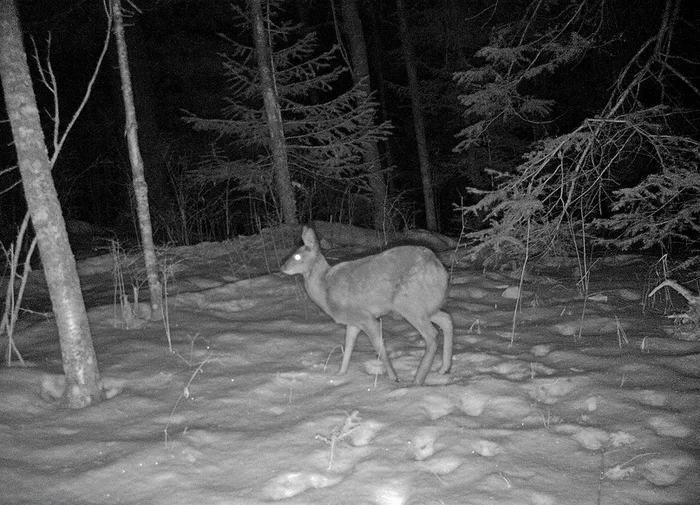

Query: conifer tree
left=185, top=1, right=391, bottom=227
left=340, top=0, right=390, bottom=231
left=249, top=0, right=296, bottom=225
left=455, top=0, right=699, bottom=266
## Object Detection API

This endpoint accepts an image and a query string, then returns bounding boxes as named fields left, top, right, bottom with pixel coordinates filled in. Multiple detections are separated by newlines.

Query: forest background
left=1, top=0, right=699, bottom=263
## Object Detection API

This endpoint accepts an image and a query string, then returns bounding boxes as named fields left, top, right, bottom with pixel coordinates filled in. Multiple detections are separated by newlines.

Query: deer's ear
left=301, top=226, right=318, bottom=248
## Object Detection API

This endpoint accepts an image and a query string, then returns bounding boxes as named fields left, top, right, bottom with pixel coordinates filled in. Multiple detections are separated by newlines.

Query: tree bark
left=112, top=0, right=163, bottom=320
left=0, top=0, right=103, bottom=408
left=250, top=0, right=298, bottom=225
left=396, top=0, right=438, bottom=231
left=340, top=0, right=389, bottom=231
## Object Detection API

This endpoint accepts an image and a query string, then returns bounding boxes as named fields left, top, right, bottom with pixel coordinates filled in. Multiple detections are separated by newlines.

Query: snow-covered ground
left=1, top=232, right=698, bottom=505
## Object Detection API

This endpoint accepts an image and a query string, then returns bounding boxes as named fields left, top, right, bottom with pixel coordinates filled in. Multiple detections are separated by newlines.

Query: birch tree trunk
left=340, top=0, right=389, bottom=232
left=250, top=0, right=298, bottom=225
left=112, top=0, right=163, bottom=320
left=0, top=0, right=103, bottom=408
left=396, top=0, right=438, bottom=231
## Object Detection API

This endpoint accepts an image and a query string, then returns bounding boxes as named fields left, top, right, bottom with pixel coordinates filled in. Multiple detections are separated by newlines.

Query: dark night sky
left=1, top=0, right=698, bottom=243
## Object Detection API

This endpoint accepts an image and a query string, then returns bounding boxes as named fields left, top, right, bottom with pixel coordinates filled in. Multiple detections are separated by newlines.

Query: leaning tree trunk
left=396, top=0, right=438, bottom=231
left=112, top=0, right=163, bottom=320
left=341, top=0, right=389, bottom=232
left=250, top=0, right=298, bottom=225
left=0, top=0, right=103, bottom=408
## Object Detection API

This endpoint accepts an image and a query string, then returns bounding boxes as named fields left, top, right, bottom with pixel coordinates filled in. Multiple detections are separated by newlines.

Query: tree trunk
left=340, top=0, right=389, bottom=232
left=0, top=0, right=103, bottom=408
left=112, top=0, right=163, bottom=320
left=396, top=0, right=438, bottom=231
left=250, top=0, right=297, bottom=225
left=124, top=19, right=172, bottom=226
left=367, top=4, right=396, bottom=183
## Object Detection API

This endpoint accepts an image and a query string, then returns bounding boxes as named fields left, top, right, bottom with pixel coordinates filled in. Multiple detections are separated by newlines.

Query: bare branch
left=49, top=5, right=113, bottom=166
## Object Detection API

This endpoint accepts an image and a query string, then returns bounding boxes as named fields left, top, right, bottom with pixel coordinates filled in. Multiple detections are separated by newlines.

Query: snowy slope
left=0, top=239, right=698, bottom=505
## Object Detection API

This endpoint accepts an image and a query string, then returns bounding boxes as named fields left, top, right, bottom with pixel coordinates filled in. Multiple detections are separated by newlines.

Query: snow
left=1, top=239, right=699, bottom=505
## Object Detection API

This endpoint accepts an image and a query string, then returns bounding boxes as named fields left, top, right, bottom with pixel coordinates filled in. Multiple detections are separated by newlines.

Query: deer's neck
left=303, top=255, right=332, bottom=315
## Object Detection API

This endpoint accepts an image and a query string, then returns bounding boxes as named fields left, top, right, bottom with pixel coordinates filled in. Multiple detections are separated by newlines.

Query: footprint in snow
left=639, top=452, right=697, bottom=486
left=373, top=479, right=411, bottom=505
left=648, top=414, right=693, bottom=438
left=408, top=426, right=466, bottom=476
left=470, top=439, right=502, bottom=457
left=530, top=344, right=553, bottom=357
left=418, top=453, right=463, bottom=475
left=420, top=394, right=456, bottom=420
left=524, top=376, right=582, bottom=404
left=575, top=428, right=611, bottom=450
left=633, top=389, right=667, bottom=407
left=261, top=471, right=342, bottom=500
left=349, top=419, right=385, bottom=447
left=410, top=426, right=438, bottom=461
left=459, top=387, right=490, bottom=416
